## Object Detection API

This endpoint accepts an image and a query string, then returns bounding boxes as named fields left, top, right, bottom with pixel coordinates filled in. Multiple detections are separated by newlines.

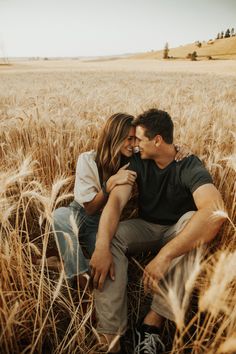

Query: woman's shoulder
left=78, top=150, right=97, bottom=163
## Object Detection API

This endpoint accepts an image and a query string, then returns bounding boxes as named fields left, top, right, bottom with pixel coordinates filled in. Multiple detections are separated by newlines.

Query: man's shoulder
left=129, top=153, right=150, bottom=173
left=176, top=155, right=211, bottom=176
left=129, top=153, right=141, bottom=169
left=177, top=155, right=213, bottom=192
left=178, top=155, right=205, bottom=169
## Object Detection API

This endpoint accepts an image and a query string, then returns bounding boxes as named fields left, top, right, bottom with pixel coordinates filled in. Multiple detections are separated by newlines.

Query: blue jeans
left=53, top=200, right=100, bottom=278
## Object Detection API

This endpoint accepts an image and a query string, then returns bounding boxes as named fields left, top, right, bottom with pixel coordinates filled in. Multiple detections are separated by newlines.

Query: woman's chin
left=122, top=150, right=133, bottom=157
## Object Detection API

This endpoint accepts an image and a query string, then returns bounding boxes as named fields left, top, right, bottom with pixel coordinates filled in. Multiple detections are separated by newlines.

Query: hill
left=132, top=36, right=236, bottom=60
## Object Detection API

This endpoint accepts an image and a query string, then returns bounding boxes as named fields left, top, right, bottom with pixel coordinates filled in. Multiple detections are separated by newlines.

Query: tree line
left=216, top=28, right=235, bottom=39
left=162, top=27, right=235, bottom=61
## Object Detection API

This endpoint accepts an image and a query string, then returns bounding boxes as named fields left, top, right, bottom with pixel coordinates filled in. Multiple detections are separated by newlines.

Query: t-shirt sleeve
left=127, top=153, right=142, bottom=176
left=181, top=156, right=213, bottom=193
left=74, top=152, right=101, bottom=206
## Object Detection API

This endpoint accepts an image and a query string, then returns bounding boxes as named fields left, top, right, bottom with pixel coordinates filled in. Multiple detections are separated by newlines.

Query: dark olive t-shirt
left=128, top=154, right=213, bottom=225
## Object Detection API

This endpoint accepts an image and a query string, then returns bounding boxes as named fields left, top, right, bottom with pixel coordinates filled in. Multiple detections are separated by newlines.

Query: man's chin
left=140, top=152, right=147, bottom=159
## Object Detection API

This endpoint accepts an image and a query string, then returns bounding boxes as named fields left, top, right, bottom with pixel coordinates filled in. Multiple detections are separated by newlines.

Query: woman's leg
left=78, top=208, right=101, bottom=259
left=53, top=206, right=89, bottom=278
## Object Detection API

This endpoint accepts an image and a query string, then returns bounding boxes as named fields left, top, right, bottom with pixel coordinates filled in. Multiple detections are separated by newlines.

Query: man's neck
left=153, top=144, right=176, bottom=169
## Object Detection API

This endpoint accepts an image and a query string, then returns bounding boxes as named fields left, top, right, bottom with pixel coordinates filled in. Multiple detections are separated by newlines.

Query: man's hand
left=89, top=247, right=115, bottom=291
left=143, top=252, right=171, bottom=293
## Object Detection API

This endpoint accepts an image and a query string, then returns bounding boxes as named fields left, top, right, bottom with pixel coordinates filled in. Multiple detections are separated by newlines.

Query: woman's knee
left=53, top=207, right=72, bottom=229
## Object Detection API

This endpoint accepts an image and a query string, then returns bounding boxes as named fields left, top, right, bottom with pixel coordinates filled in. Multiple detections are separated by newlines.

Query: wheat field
left=0, top=60, right=235, bottom=353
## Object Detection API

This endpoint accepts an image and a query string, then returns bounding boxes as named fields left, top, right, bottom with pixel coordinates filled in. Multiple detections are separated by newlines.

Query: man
left=90, top=109, right=225, bottom=354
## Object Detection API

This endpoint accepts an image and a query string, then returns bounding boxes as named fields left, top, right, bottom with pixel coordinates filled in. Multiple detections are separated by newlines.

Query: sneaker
left=134, top=324, right=166, bottom=354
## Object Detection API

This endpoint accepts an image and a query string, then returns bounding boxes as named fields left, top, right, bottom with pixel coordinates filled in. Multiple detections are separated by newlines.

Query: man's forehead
left=135, top=125, right=147, bottom=138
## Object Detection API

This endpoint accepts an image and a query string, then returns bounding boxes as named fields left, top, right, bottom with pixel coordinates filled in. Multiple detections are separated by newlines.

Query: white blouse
left=74, top=150, right=101, bottom=207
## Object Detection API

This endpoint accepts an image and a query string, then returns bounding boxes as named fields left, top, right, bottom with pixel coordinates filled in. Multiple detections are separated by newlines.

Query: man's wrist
left=96, top=238, right=110, bottom=250
left=157, top=247, right=174, bottom=262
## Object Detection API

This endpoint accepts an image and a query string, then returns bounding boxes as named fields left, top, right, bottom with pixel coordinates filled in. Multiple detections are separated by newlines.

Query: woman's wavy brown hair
left=95, top=113, right=134, bottom=182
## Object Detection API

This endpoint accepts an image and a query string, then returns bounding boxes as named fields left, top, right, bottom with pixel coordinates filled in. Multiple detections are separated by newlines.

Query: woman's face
left=120, top=127, right=136, bottom=157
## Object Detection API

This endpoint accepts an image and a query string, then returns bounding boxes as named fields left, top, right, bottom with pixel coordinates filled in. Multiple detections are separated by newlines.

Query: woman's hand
left=175, top=144, right=192, bottom=162
left=106, top=163, right=137, bottom=193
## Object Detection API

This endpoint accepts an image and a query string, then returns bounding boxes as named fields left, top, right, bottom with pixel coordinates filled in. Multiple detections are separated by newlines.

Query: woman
left=52, top=113, right=137, bottom=280
left=52, top=113, right=188, bottom=281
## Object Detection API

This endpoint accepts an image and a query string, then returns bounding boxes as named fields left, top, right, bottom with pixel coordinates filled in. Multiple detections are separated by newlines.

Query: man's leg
left=134, top=212, right=196, bottom=354
left=94, top=218, right=168, bottom=352
left=150, top=211, right=195, bottom=322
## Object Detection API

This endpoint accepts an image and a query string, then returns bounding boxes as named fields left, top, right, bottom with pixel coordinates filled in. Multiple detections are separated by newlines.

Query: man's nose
left=133, top=139, right=140, bottom=153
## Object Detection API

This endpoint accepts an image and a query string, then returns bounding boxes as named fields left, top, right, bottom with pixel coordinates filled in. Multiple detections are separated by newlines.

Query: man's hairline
left=135, top=123, right=161, bottom=141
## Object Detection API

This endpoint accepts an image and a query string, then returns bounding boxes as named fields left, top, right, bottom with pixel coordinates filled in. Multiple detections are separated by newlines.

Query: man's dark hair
left=133, top=108, right=174, bottom=144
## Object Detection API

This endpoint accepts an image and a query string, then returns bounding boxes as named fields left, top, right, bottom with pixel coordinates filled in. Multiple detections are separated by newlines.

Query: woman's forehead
left=128, top=126, right=136, bottom=136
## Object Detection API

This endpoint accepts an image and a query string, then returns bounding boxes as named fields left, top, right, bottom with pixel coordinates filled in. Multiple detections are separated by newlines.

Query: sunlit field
left=0, top=59, right=235, bottom=353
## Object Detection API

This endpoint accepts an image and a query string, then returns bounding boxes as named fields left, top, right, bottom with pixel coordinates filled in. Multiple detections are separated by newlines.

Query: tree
left=231, top=28, right=235, bottom=37
left=221, top=31, right=224, bottom=39
left=187, top=51, right=197, bottom=61
left=163, top=42, right=169, bottom=59
left=216, top=33, right=220, bottom=40
left=224, top=29, right=230, bottom=38
left=191, top=51, right=197, bottom=61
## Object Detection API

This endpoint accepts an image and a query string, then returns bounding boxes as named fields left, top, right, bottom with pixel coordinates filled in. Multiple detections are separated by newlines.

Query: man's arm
left=143, top=183, right=226, bottom=292
left=83, top=164, right=136, bottom=215
left=89, top=184, right=132, bottom=290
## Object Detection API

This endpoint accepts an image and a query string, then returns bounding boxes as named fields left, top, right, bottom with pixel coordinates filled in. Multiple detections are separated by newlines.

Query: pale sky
left=0, top=0, right=235, bottom=57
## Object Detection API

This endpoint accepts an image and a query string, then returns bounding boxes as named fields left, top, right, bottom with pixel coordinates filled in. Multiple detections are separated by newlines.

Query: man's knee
left=176, top=211, right=195, bottom=232
left=164, top=211, right=196, bottom=242
left=111, top=221, right=134, bottom=251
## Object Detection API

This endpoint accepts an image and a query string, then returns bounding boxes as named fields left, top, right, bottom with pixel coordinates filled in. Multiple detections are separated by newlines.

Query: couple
left=53, top=109, right=224, bottom=354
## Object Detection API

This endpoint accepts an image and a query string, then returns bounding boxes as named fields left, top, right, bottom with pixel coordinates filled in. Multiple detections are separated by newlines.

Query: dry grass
left=0, top=61, right=235, bottom=353
left=132, top=36, right=236, bottom=60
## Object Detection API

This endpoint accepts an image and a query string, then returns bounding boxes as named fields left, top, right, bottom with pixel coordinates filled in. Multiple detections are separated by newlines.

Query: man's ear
left=154, top=135, right=162, bottom=147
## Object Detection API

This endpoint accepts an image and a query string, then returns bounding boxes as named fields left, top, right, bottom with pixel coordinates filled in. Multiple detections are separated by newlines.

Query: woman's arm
left=83, top=188, right=109, bottom=215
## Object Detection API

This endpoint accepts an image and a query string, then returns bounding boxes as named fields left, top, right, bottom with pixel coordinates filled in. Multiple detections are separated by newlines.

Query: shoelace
left=134, top=331, right=166, bottom=354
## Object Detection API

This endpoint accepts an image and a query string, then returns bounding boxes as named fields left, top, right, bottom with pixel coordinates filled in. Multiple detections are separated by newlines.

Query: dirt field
left=1, top=58, right=236, bottom=76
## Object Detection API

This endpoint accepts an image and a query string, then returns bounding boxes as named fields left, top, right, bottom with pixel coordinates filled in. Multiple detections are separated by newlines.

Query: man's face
left=135, top=126, right=157, bottom=159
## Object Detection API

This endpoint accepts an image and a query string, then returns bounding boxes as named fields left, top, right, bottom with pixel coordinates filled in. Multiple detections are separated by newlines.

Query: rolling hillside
left=132, top=36, right=236, bottom=60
